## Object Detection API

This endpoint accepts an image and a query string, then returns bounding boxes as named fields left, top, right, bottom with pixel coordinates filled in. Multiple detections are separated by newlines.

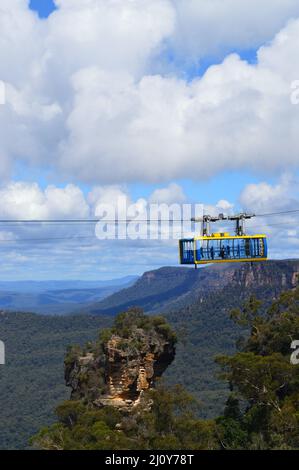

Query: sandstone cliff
left=65, top=308, right=176, bottom=411
left=78, top=260, right=299, bottom=316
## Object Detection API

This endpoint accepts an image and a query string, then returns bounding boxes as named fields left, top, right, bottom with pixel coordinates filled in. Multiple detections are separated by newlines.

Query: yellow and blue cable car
left=179, top=213, right=268, bottom=266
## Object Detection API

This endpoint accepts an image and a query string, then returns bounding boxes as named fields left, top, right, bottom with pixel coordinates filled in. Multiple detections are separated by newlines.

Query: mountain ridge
left=75, top=260, right=299, bottom=316
left=0, top=276, right=138, bottom=315
left=1, top=259, right=299, bottom=449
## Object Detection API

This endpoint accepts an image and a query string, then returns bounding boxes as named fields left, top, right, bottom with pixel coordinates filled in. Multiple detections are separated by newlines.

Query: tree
left=31, top=288, right=299, bottom=450
left=216, top=287, right=299, bottom=449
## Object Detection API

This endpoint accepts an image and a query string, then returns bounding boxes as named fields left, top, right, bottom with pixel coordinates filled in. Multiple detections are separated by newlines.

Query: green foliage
left=215, top=286, right=299, bottom=449
left=56, top=401, right=86, bottom=427
left=32, top=383, right=219, bottom=450
left=0, top=307, right=178, bottom=450
left=3, top=267, right=299, bottom=450
left=99, top=328, right=113, bottom=345
left=31, top=285, right=299, bottom=450
left=111, top=308, right=177, bottom=344
left=0, top=312, right=112, bottom=450
left=64, top=345, right=82, bottom=367
left=164, top=286, right=249, bottom=418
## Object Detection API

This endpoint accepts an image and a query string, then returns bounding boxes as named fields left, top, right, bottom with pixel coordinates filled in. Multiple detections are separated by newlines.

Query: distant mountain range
left=0, top=276, right=138, bottom=315
left=0, top=276, right=138, bottom=292
left=4, top=259, right=297, bottom=317
left=1, top=260, right=299, bottom=449
left=76, top=260, right=299, bottom=316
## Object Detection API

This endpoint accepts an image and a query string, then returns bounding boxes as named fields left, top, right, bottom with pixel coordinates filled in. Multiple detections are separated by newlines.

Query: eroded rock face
left=65, top=310, right=176, bottom=412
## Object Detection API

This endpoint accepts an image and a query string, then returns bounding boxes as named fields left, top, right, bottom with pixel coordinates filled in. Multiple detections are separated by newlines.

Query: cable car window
left=187, top=236, right=267, bottom=265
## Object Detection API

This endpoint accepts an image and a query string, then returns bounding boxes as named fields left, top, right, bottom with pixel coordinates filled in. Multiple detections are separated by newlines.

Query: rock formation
left=65, top=308, right=176, bottom=412
left=81, top=260, right=299, bottom=316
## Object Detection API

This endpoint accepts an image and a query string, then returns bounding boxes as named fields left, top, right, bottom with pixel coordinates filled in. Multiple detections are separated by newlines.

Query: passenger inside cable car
left=179, top=235, right=267, bottom=265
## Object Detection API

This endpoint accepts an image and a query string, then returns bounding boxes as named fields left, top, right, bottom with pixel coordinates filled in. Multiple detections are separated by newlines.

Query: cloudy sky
left=0, top=0, right=299, bottom=280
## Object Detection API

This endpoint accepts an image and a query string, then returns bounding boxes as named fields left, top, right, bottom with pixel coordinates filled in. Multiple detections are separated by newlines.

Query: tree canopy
left=32, top=288, right=299, bottom=450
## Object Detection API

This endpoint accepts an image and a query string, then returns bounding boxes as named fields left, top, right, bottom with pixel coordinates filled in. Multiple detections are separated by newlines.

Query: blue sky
left=30, top=0, right=57, bottom=18
left=27, top=0, right=268, bottom=203
left=26, top=0, right=270, bottom=206
left=0, top=1, right=298, bottom=280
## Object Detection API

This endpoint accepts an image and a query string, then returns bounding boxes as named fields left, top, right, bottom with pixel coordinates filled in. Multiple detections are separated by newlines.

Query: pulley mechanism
left=191, top=213, right=255, bottom=237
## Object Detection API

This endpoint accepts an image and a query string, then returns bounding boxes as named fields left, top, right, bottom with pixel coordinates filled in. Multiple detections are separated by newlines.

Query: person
left=220, top=246, right=225, bottom=259
left=210, top=246, right=214, bottom=260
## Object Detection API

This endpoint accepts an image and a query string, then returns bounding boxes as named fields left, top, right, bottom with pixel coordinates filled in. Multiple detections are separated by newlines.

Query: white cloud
left=88, top=185, right=130, bottom=209
left=149, top=183, right=186, bottom=204
left=0, top=182, right=90, bottom=219
left=0, top=180, right=189, bottom=221
left=240, top=174, right=299, bottom=214
left=216, top=200, right=234, bottom=212
left=170, top=0, right=299, bottom=61
left=0, top=1, right=42, bottom=84
left=49, top=0, right=175, bottom=78
left=59, top=31, right=299, bottom=182
left=0, top=1, right=299, bottom=184
left=0, top=178, right=297, bottom=278
left=0, top=0, right=175, bottom=178
left=240, top=175, right=299, bottom=259
left=0, top=180, right=190, bottom=279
